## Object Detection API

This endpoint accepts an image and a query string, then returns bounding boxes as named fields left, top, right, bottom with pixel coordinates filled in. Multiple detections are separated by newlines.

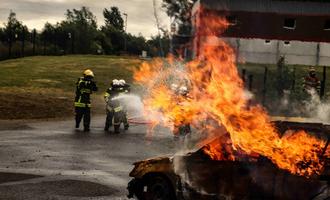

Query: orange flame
left=134, top=9, right=327, bottom=176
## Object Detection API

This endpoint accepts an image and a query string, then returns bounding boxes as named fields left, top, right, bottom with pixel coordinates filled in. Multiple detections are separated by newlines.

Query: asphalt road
left=0, top=116, right=177, bottom=200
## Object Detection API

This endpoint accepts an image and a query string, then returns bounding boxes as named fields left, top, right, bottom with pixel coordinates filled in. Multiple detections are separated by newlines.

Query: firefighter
left=170, top=83, right=179, bottom=94
left=303, top=67, right=321, bottom=94
left=119, top=79, right=130, bottom=131
left=104, top=79, right=130, bottom=133
left=173, top=86, right=191, bottom=140
left=122, top=79, right=131, bottom=93
left=75, top=69, right=98, bottom=132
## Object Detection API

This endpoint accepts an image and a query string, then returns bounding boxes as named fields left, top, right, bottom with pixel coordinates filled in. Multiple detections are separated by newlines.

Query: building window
left=284, top=41, right=291, bottom=46
left=283, top=18, right=296, bottom=30
left=226, top=16, right=237, bottom=25
left=324, top=20, right=330, bottom=30
left=264, top=40, right=271, bottom=44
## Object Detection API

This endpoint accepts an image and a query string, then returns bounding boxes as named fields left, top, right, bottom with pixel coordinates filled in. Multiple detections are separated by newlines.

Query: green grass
left=0, top=55, right=141, bottom=94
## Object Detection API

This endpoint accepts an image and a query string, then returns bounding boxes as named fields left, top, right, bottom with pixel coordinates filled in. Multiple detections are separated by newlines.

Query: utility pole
left=123, top=13, right=128, bottom=52
left=153, top=0, right=164, bottom=57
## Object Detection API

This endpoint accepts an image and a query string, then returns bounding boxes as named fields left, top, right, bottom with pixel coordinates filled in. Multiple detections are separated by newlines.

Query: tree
left=162, top=0, right=197, bottom=35
left=0, top=27, right=5, bottom=59
left=4, top=11, right=23, bottom=33
left=0, top=7, right=155, bottom=59
left=62, top=6, right=98, bottom=54
left=3, top=11, right=25, bottom=57
left=101, top=7, right=126, bottom=54
left=41, top=22, right=56, bottom=54
left=4, top=11, right=25, bottom=40
left=0, top=27, right=4, bottom=42
left=101, top=26, right=124, bottom=54
left=103, top=7, right=124, bottom=31
left=147, top=34, right=170, bottom=57
left=94, top=31, right=112, bottom=55
left=126, top=33, right=148, bottom=55
left=41, top=23, right=55, bottom=42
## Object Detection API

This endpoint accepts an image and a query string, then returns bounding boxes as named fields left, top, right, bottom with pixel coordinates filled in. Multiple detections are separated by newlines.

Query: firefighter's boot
left=123, top=114, right=129, bottom=130
left=114, top=125, right=120, bottom=134
left=124, top=124, right=129, bottom=130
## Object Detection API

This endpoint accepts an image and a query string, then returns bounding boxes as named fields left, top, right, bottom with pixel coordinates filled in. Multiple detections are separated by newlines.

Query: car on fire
left=127, top=118, right=330, bottom=200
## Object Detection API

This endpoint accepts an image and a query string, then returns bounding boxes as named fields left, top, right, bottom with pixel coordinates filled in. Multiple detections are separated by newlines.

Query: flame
left=134, top=9, right=327, bottom=176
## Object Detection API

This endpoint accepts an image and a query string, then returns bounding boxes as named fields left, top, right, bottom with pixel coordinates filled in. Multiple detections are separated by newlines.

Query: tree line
left=0, top=6, right=170, bottom=60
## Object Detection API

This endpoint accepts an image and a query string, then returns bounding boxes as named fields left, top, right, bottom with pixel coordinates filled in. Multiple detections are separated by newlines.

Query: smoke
left=270, top=88, right=330, bottom=123
left=281, top=90, right=291, bottom=108
left=111, top=94, right=144, bottom=119
left=303, top=89, right=330, bottom=123
left=243, top=90, right=254, bottom=101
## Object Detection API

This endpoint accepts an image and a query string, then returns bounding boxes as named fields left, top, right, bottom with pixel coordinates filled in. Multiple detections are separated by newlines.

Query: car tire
left=145, top=176, right=175, bottom=200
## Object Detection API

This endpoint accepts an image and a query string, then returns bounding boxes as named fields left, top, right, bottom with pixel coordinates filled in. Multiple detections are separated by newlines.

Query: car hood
left=129, top=155, right=174, bottom=178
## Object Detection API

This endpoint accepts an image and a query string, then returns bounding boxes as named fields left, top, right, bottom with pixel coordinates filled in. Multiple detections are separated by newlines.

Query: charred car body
left=127, top=119, right=330, bottom=200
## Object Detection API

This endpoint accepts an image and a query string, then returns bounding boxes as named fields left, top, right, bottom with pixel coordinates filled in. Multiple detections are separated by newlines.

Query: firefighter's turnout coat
left=75, top=77, right=98, bottom=108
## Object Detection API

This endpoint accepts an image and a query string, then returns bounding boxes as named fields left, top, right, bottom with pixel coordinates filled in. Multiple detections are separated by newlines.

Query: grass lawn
left=0, top=55, right=141, bottom=92
left=0, top=55, right=328, bottom=119
left=0, top=55, right=142, bottom=119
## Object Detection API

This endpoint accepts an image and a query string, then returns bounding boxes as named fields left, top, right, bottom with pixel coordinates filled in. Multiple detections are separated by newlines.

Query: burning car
left=127, top=119, right=330, bottom=200
left=130, top=7, right=330, bottom=200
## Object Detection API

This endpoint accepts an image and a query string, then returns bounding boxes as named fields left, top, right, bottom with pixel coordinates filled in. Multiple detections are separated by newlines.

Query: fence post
left=32, top=29, right=36, bottom=56
left=242, top=68, right=246, bottom=83
left=236, top=39, right=240, bottom=64
left=21, top=28, right=25, bottom=57
left=8, top=27, right=12, bottom=58
left=248, top=74, right=253, bottom=91
left=43, top=39, right=46, bottom=55
left=321, top=66, right=326, bottom=98
left=262, top=67, right=268, bottom=106
left=316, top=43, right=320, bottom=66
left=291, top=67, right=296, bottom=91
left=71, top=32, right=74, bottom=54
left=8, top=38, right=12, bottom=59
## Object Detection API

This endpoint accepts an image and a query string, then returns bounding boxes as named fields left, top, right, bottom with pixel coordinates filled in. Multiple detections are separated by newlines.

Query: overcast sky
left=0, top=0, right=170, bottom=38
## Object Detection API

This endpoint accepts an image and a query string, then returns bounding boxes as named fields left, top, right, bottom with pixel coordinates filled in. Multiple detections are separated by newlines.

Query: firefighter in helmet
left=104, top=79, right=130, bottom=133
left=303, top=67, right=321, bottom=94
left=170, top=83, right=179, bottom=95
left=75, top=69, right=98, bottom=132
left=173, top=85, right=191, bottom=140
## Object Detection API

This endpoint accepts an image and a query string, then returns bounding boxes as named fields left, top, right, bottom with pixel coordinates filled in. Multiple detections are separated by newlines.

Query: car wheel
left=146, top=176, right=175, bottom=200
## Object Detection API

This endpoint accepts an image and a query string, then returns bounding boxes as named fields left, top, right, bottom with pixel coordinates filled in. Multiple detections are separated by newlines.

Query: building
left=192, top=0, right=330, bottom=66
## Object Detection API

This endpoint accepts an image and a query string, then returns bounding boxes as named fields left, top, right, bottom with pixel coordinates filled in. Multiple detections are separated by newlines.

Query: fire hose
left=127, top=116, right=152, bottom=125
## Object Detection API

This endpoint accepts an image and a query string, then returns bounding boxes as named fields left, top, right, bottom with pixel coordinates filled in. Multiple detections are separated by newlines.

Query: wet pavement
left=0, top=116, right=176, bottom=199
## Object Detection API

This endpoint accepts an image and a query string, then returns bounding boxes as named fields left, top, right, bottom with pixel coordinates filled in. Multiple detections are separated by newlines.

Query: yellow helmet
left=83, top=69, right=94, bottom=77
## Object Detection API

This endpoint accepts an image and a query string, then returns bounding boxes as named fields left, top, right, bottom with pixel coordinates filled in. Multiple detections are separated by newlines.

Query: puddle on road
left=0, top=179, right=117, bottom=197
left=0, top=123, right=33, bottom=131
left=0, top=172, right=118, bottom=199
left=0, top=172, right=42, bottom=184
